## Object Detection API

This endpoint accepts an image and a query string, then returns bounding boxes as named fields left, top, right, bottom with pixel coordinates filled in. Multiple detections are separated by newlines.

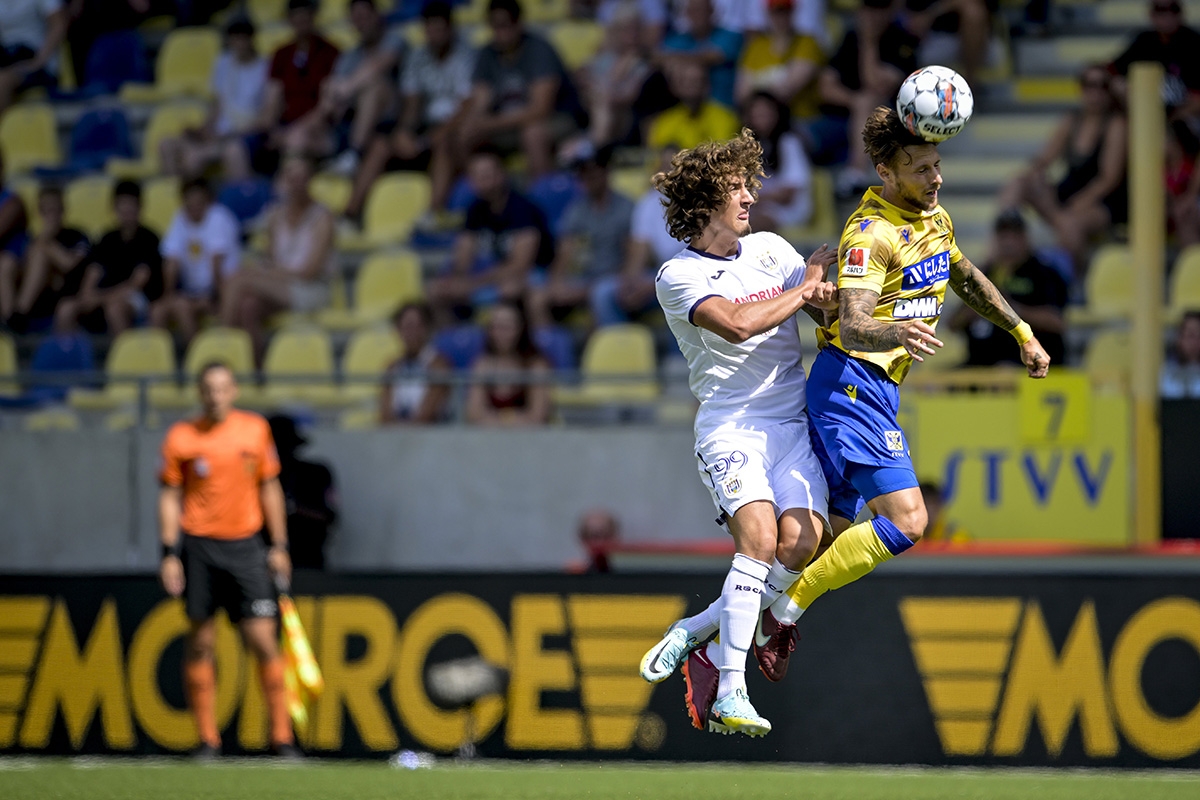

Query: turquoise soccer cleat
left=639, top=621, right=699, bottom=684
left=707, top=687, right=772, bottom=738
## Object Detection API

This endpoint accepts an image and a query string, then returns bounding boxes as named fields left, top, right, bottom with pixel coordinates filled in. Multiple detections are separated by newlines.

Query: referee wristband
left=1011, top=322, right=1034, bottom=345
left=161, top=541, right=181, bottom=560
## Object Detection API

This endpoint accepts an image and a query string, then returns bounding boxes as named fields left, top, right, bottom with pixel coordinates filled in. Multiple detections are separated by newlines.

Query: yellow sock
left=786, top=517, right=909, bottom=612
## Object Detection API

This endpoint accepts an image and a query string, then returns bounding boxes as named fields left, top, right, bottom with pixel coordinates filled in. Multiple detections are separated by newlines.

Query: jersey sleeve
left=160, top=426, right=184, bottom=487
left=837, top=222, right=894, bottom=294
left=656, top=261, right=719, bottom=326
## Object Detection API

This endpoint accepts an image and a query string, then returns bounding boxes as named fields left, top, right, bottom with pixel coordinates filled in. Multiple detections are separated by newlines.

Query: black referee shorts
left=181, top=533, right=277, bottom=624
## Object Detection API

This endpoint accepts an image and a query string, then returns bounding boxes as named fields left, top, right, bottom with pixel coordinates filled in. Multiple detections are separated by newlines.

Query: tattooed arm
left=839, top=287, right=943, bottom=359
left=949, top=256, right=1051, bottom=377
left=800, top=304, right=831, bottom=328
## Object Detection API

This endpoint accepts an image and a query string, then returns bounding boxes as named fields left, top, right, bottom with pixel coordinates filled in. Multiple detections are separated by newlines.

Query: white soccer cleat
left=639, top=621, right=699, bottom=684
left=707, top=688, right=772, bottom=738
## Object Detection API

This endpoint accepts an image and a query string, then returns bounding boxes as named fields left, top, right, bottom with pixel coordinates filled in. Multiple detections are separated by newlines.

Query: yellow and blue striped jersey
left=823, top=187, right=963, bottom=384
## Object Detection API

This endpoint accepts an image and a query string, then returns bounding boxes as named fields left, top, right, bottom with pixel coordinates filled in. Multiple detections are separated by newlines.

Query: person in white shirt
left=159, top=17, right=270, bottom=181
left=742, top=91, right=812, bottom=229
left=637, top=128, right=836, bottom=738
left=151, top=178, right=241, bottom=344
left=0, top=0, right=67, bottom=116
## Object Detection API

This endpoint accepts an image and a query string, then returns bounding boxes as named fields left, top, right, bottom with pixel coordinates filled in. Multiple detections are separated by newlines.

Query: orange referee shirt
left=160, top=409, right=281, bottom=539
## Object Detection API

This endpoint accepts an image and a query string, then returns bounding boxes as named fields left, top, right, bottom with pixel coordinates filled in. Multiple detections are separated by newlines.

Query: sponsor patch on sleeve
left=842, top=247, right=869, bottom=277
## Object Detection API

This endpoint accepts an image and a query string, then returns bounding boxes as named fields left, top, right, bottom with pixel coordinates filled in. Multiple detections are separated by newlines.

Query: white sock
left=769, top=585, right=806, bottom=626
left=682, top=559, right=799, bottom=643
left=715, top=553, right=769, bottom=698
left=681, top=599, right=721, bottom=641
left=762, top=559, right=801, bottom=608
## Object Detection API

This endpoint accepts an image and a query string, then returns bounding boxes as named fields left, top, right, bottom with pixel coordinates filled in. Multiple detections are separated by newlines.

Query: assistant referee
left=159, top=361, right=298, bottom=758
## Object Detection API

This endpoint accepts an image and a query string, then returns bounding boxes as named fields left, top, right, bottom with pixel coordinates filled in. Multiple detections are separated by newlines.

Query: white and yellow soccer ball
left=895, top=65, right=974, bottom=143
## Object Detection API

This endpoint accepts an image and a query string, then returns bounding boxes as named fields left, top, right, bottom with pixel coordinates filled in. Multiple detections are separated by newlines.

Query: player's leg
left=181, top=535, right=221, bottom=755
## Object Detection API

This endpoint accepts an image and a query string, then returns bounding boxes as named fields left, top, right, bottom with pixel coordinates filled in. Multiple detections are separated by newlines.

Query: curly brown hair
left=651, top=128, right=764, bottom=243
left=863, top=106, right=932, bottom=170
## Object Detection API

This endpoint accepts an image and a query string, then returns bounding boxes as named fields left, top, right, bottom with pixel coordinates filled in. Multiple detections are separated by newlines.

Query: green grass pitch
left=2, top=759, right=1199, bottom=800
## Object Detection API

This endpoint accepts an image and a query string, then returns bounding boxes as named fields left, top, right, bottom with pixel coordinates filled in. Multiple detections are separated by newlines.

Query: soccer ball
left=895, top=65, right=974, bottom=143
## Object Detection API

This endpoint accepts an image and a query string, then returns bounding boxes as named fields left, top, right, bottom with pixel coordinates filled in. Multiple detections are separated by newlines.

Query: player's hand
left=268, top=547, right=292, bottom=588
left=160, top=556, right=184, bottom=598
left=900, top=320, right=943, bottom=362
left=1021, top=337, right=1050, bottom=378
left=805, top=281, right=838, bottom=310
left=802, top=244, right=835, bottom=285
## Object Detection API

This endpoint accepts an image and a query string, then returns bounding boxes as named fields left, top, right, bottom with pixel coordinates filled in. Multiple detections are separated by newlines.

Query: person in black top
left=429, top=146, right=554, bottom=321
left=949, top=210, right=1068, bottom=367
left=267, top=414, right=337, bottom=570
left=56, top=181, right=163, bottom=335
left=1, top=186, right=89, bottom=333
left=1109, top=0, right=1200, bottom=120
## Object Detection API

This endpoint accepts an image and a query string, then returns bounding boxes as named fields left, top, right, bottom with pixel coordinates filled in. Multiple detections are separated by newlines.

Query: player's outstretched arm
left=948, top=256, right=1050, bottom=377
left=839, top=287, right=942, bottom=359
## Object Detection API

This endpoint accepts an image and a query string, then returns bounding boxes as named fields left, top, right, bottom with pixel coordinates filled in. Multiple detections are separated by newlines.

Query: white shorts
left=695, top=418, right=829, bottom=526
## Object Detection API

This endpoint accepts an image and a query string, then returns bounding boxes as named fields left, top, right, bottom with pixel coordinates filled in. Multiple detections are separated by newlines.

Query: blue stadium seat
left=434, top=324, right=486, bottom=370
left=28, top=332, right=96, bottom=404
left=35, top=108, right=136, bottom=179
left=218, top=178, right=275, bottom=224
left=83, top=31, right=152, bottom=96
left=526, top=171, right=580, bottom=238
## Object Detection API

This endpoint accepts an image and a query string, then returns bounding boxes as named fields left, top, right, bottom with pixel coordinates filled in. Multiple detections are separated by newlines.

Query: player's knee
left=890, top=505, right=927, bottom=543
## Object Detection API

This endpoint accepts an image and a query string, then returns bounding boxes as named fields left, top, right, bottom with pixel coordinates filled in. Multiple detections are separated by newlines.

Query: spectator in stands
left=595, top=0, right=668, bottom=52
left=742, top=91, right=812, bottom=231
left=527, top=143, right=636, bottom=329
left=465, top=300, right=552, bottom=426
left=737, top=0, right=831, bottom=48
left=902, top=0, right=995, bottom=87
left=0, top=0, right=68, bottom=115
left=734, top=0, right=823, bottom=127
left=220, top=157, right=334, bottom=360
left=573, top=508, right=621, bottom=573
left=1109, top=0, right=1200, bottom=121
left=580, top=2, right=652, bottom=147
left=1169, top=120, right=1200, bottom=246
left=1162, top=310, right=1200, bottom=398
left=344, top=0, right=475, bottom=225
left=0, top=186, right=89, bottom=334
left=616, top=146, right=680, bottom=315
left=379, top=301, right=453, bottom=424
left=262, top=0, right=340, bottom=169
left=997, top=64, right=1127, bottom=271
left=919, top=481, right=968, bottom=543
left=457, top=0, right=584, bottom=180
left=949, top=210, right=1067, bottom=368
left=285, top=0, right=405, bottom=172
left=646, top=60, right=739, bottom=150
left=819, top=0, right=919, bottom=189
left=0, top=152, right=30, bottom=327
left=56, top=181, right=163, bottom=336
left=659, top=0, right=742, bottom=109
left=269, top=413, right=337, bottom=571
left=429, top=146, right=555, bottom=322
left=159, top=17, right=268, bottom=182
left=152, top=177, right=241, bottom=344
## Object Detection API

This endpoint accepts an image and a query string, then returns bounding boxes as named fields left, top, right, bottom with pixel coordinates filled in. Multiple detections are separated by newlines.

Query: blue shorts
left=807, top=346, right=919, bottom=522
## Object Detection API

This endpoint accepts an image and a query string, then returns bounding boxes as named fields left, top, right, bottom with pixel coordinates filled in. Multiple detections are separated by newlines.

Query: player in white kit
left=638, top=129, right=837, bottom=737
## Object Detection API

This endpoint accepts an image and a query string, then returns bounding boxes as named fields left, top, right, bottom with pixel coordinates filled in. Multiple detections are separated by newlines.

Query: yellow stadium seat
left=322, top=21, right=360, bottom=51
left=65, top=175, right=116, bottom=240
left=547, top=20, right=605, bottom=71
left=24, top=406, right=82, bottom=431
left=611, top=167, right=651, bottom=202
left=247, top=0, right=287, bottom=25
left=525, top=0, right=571, bottom=23
left=339, top=405, right=381, bottom=429
left=142, top=176, right=182, bottom=237
left=0, top=332, right=18, bottom=397
left=339, top=173, right=431, bottom=249
left=558, top=323, right=659, bottom=405
left=121, top=27, right=221, bottom=102
left=255, top=23, right=293, bottom=57
left=1066, top=245, right=1134, bottom=326
left=779, top=169, right=837, bottom=247
left=107, top=103, right=207, bottom=179
left=69, top=328, right=177, bottom=410
left=453, top=0, right=489, bottom=25
left=1083, top=328, right=1131, bottom=387
left=310, top=172, right=351, bottom=215
left=260, top=325, right=340, bottom=406
left=1168, top=245, right=1200, bottom=323
left=317, top=0, right=393, bottom=27
left=917, top=330, right=967, bottom=372
left=341, top=325, right=402, bottom=402
left=9, top=176, right=39, bottom=234
left=0, top=104, right=60, bottom=174
left=318, top=251, right=423, bottom=330
left=154, top=326, right=256, bottom=408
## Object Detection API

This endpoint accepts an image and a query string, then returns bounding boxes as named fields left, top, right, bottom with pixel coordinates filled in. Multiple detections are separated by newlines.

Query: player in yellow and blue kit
left=763, top=106, right=1052, bottom=632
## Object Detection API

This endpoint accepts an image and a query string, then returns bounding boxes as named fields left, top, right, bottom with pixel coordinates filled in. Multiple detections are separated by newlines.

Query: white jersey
left=656, top=231, right=811, bottom=437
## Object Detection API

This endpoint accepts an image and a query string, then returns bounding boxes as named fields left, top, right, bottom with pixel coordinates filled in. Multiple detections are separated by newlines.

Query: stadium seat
left=218, top=177, right=274, bottom=224
left=309, top=172, right=351, bottom=215
left=525, top=0, right=570, bottom=23
left=1067, top=245, right=1134, bottom=326
left=83, top=30, right=152, bottom=95
left=317, top=0, right=393, bottom=26
left=1168, top=246, right=1200, bottom=323
left=68, top=328, right=177, bottom=410
left=338, top=405, right=381, bottom=429
left=153, top=327, right=257, bottom=408
left=53, top=108, right=134, bottom=177
left=247, top=0, right=288, bottom=25
left=120, top=27, right=221, bottom=102
left=317, top=250, right=423, bottom=330
left=557, top=324, right=659, bottom=405
left=453, top=0, right=489, bottom=25
left=0, top=104, right=61, bottom=174
left=106, top=102, right=207, bottom=179
left=259, top=325, right=341, bottom=406
left=256, top=23, right=293, bottom=57
left=1083, top=329, right=1131, bottom=386
left=0, top=333, right=18, bottom=397
left=918, top=330, right=968, bottom=372
left=778, top=169, right=837, bottom=248
left=9, top=176, right=40, bottom=234
left=610, top=167, right=651, bottom=202
left=322, top=21, right=360, bottom=51
left=23, top=406, right=82, bottom=432
left=339, top=173, right=431, bottom=249
left=142, top=176, right=182, bottom=237
left=340, top=325, right=402, bottom=403
left=547, top=20, right=605, bottom=71
left=64, top=175, right=117, bottom=240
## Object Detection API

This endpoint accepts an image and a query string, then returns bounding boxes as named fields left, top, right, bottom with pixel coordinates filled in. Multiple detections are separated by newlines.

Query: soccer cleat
left=707, top=688, right=772, bottom=738
left=192, top=742, right=221, bottom=761
left=753, top=608, right=800, bottom=682
left=681, top=645, right=719, bottom=730
left=271, top=742, right=304, bottom=761
left=639, top=621, right=699, bottom=684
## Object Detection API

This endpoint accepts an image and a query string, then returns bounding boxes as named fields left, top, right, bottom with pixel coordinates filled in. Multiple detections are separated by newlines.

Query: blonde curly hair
left=652, top=129, right=764, bottom=244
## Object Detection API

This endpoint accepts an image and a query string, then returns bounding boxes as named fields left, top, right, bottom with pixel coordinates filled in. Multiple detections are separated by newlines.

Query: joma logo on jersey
left=893, top=296, right=942, bottom=319
left=901, top=252, right=951, bottom=290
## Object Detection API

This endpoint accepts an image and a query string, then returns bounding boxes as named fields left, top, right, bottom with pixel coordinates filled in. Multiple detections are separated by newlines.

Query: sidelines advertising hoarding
left=3, top=569, right=1199, bottom=766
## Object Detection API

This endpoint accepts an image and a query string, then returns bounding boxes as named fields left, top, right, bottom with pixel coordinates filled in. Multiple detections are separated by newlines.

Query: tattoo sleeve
left=948, top=256, right=1023, bottom=331
left=839, top=287, right=908, bottom=352
left=799, top=304, right=829, bottom=328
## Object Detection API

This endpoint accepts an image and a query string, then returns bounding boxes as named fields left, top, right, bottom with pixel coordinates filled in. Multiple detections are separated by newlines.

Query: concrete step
left=1015, top=35, right=1125, bottom=75
left=938, top=112, right=1060, bottom=157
